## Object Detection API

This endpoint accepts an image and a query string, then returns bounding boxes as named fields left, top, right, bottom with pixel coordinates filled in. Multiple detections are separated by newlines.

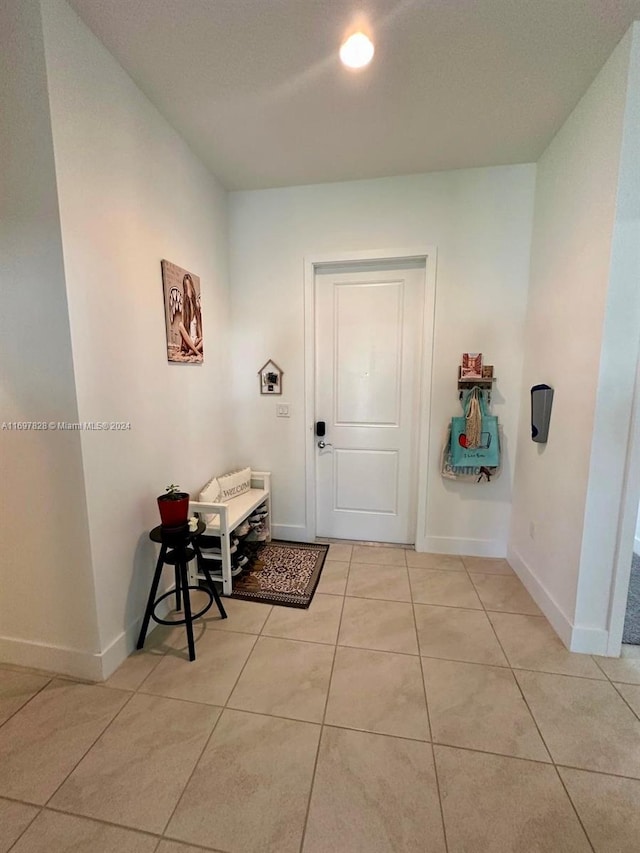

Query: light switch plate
left=276, top=403, right=290, bottom=418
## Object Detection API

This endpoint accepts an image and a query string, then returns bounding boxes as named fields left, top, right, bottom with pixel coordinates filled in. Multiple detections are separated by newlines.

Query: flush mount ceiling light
left=339, top=32, right=374, bottom=69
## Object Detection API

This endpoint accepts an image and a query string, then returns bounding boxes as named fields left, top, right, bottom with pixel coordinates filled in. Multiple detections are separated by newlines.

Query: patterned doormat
left=230, top=540, right=329, bottom=608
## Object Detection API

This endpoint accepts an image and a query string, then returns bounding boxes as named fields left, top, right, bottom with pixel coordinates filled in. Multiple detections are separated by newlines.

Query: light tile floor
left=1, top=545, right=640, bottom=852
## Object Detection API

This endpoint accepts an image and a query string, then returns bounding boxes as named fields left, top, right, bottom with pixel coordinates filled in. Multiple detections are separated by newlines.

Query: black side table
left=137, top=520, right=227, bottom=661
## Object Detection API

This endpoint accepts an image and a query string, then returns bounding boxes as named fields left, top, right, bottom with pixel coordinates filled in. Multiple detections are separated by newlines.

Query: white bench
left=188, top=471, right=271, bottom=595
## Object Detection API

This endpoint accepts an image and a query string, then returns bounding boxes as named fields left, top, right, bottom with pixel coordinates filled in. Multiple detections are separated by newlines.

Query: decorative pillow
left=198, top=467, right=252, bottom=527
left=199, top=475, right=221, bottom=526
left=200, top=475, right=221, bottom=502
left=216, top=467, right=252, bottom=502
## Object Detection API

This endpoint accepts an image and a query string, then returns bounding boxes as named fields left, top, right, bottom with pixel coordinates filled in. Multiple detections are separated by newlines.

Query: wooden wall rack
left=458, top=365, right=496, bottom=403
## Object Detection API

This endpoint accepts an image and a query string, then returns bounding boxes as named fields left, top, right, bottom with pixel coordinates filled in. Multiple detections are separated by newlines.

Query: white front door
left=315, top=260, right=426, bottom=543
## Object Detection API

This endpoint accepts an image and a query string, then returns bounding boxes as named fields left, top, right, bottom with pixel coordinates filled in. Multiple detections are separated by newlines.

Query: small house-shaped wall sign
left=259, top=360, right=283, bottom=395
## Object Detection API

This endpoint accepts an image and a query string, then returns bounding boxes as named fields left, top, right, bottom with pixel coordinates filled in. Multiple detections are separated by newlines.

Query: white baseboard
left=0, top=634, right=103, bottom=682
left=635, top=536, right=640, bottom=554
left=507, top=545, right=609, bottom=655
left=99, top=610, right=168, bottom=681
left=99, top=587, right=176, bottom=680
left=0, top=599, right=171, bottom=683
left=418, top=536, right=507, bottom=558
left=569, top=624, right=610, bottom=656
left=271, top=524, right=312, bottom=542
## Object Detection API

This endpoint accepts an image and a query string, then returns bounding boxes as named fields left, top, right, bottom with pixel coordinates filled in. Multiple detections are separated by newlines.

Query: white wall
left=508, top=27, right=638, bottom=653
left=39, top=0, right=234, bottom=676
left=577, top=24, right=640, bottom=651
left=229, top=166, right=536, bottom=555
left=0, top=0, right=100, bottom=676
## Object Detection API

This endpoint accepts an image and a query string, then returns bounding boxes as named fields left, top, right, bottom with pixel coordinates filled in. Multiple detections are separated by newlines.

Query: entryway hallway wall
left=509, top=23, right=640, bottom=655
left=1, top=0, right=236, bottom=680
left=229, top=22, right=640, bottom=658
left=228, top=166, right=536, bottom=555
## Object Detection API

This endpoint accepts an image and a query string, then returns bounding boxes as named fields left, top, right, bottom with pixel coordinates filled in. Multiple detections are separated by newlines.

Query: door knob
left=317, top=440, right=333, bottom=449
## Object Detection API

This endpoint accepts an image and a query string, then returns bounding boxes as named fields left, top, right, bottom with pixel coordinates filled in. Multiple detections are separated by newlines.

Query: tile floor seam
left=220, top=704, right=328, bottom=728
left=136, top=627, right=259, bottom=702
left=154, top=733, right=220, bottom=841
left=485, top=606, right=545, bottom=617
left=156, top=836, right=226, bottom=853
left=408, top=599, right=432, bottom=743
left=410, top=598, right=450, bottom=853
left=509, top=676, right=559, bottom=768
left=133, top=689, right=222, bottom=710
left=344, top=591, right=413, bottom=604
left=165, top=624, right=260, bottom=654
left=507, top=665, right=609, bottom=683
left=256, top=633, right=340, bottom=648
left=256, top=604, right=274, bottom=638
left=114, top=646, right=166, bottom=691
left=132, top=648, right=187, bottom=695
left=590, top=652, right=639, bottom=686
left=228, top=632, right=333, bottom=654
left=466, top=564, right=541, bottom=622
left=200, top=623, right=272, bottom=638
left=320, top=719, right=430, bottom=743
left=604, top=675, right=640, bottom=686
left=590, top=655, right=610, bottom=680
left=552, top=767, right=598, bottom=853
left=412, top=595, right=479, bottom=612
left=467, top=566, right=543, bottom=618
left=482, top=605, right=555, bottom=766
left=297, top=562, right=350, bottom=853
left=419, top=651, right=613, bottom=683
left=553, top=762, right=640, bottom=783
left=3, top=802, right=42, bottom=853
left=41, top=687, right=137, bottom=810
left=314, top=721, right=445, bottom=748
left=0, top=676, right=53, bottom=733
left=429, top=740, right=559, bottom=768
left=158, top=716, right=224, bottom=846
left=511, top=668, right=640, bottom=782
left=160, top=829, right=229, bottom=852
left=412, top=598, right=532, bottom=615
left=158, top=629, right=261, bottom=837
left=0, top=664, right=91, bottom=684
left=0, top=793, right=46, bottom=809
left=336, top=640, right=419, bottom=657
left=40, top=804, right=166, bottom=844
left=610, top=682, right=640, bottom=720
left=464, top=563, right=490, bottom=619
left=420, top=652, right=616, bottom=684
left=146, top=707, right=640, bottom=780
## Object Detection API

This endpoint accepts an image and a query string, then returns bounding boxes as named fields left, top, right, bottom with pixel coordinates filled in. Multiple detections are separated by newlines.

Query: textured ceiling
left=67, top=0, right=640, bottom=190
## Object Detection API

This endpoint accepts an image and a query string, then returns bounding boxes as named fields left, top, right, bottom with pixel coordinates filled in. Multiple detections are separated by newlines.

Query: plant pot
left=157, top=492, right=190, bottom=527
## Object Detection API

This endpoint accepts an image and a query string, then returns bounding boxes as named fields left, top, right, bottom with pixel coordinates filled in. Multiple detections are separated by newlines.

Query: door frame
left=303, top=247, right=437, bottom=546
left=604, top=348, right=640, bottom=655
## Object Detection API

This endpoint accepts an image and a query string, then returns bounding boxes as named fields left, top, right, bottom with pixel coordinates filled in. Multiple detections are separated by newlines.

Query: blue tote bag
left=450, top=389, right=500, bottom=468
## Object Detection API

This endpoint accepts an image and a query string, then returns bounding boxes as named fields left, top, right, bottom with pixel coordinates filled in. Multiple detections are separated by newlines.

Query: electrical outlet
left=529, top=521, right=536, bottom=539
left=276, top=403, right=290, bottom=418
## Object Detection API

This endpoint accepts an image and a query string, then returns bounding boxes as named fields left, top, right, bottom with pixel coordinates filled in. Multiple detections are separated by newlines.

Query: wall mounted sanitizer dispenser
left=531, top=384, right=554, bottom=443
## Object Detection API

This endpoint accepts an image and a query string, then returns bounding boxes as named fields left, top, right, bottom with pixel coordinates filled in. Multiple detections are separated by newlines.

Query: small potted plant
left=157, top=484, right=190, bottom=527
